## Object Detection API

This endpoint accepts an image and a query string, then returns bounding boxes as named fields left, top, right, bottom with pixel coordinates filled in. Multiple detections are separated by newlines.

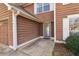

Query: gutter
left=4, top=3, right=40, bottom=22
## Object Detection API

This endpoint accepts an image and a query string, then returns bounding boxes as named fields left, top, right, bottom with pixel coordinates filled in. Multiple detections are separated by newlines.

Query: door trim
left=68, top=14, right=79, bottom=18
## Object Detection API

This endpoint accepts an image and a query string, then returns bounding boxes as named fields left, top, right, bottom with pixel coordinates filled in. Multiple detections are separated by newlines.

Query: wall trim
left=12, top=10, right=18, bottom=50
left=17, top=36, right=43, bottom=48
left=9, top=4, right=37, bottom=20
left=68, top=14, right=79, bottom=18
left=50, top=3, right=54, bottom=11
left=55, top=40, right=66, bottom=44
left=63, top=3, right=70, bottom=5
left=0, top=17, right=9, bottom=21
left=4, top=3, right=12, bottom=10
left=4, top=3, right=37, bottom=20
left=9, top=36, right=43, bottom=50
left=54, top=4, right=56, bottom=42
left=34, top=4, right=37, bottom=14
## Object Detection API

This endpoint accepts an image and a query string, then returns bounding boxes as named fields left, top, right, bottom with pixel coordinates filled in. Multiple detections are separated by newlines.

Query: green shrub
left=66, top=35, right=79, bottom=55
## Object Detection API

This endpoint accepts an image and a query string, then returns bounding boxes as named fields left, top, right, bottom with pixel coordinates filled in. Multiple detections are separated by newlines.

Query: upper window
left=36, top=3, right=50, bottom=14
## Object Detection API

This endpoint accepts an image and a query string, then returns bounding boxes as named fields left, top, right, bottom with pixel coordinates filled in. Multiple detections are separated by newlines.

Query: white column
left=54, top=3, right=56, bottom=42
left=12, top=10, right=17, bottom=50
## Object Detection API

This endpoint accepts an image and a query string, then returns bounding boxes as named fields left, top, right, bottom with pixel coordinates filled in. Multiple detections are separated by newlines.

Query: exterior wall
left=22, top=3, right=54, bottom=36
left=0, top=3, right=13, bottom=45
left=17, top=15, right=43, bottom=45
left=56, top=3, right=79, bottom=41
left=23, top=4, right=34, bottom=14
left=22, top=4, right=54, bottom=22
left=36, top=11, right=54, bottom=22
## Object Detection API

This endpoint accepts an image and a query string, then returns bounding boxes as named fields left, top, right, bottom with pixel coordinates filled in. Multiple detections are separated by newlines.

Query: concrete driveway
left=0, top=38, right=54, bottom=56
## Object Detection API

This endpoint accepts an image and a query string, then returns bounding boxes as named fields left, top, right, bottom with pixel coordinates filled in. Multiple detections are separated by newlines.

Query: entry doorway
left=63, top=18, right=69, bottom=40
left=63, top=14, right=79, bottom=40
left=43, top=22, right=51, bottom=38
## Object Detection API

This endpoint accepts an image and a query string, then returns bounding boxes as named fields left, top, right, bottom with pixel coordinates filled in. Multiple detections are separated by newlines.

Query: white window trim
left=34, top=4, right=37, bottom=14
left=34, top=3, right=54, bottom=14
left=50, top=3, right=54, bottom=11
left=63, top=3, right=70, bottom=5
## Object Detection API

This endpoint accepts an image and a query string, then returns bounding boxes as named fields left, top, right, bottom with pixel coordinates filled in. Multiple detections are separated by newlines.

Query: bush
left=66, top=35, right=79, bottom=55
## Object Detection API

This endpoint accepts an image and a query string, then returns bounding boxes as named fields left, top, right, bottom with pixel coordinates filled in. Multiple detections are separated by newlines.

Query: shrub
left=66, top=35, right=79, bottom=55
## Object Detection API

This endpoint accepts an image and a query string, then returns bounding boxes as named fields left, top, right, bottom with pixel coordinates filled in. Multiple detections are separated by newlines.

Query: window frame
left=35, top=3, right=50, bottom=14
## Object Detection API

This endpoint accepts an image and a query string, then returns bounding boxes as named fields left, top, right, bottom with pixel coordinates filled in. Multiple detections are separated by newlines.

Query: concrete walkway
left=0, top=38, right=54, bottom=56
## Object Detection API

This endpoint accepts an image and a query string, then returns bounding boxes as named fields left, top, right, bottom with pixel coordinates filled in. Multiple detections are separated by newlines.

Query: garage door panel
left=17, top=15, right=43, bottom=45
left=0, top=20, right=8, bottom=45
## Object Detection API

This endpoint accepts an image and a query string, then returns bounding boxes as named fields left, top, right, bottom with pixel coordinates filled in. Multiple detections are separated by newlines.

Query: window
left=43, top=3, right=50, bottom=11
left=69, top=17, right=79, bottom=36
left=36, top=3, right=50, bottom=14
left=37, top=3, right=42, bottom=13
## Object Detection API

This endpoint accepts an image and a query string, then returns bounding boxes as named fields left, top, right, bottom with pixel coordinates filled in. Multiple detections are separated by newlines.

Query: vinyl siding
left=56, top=3, right=79, bottom=41
left=17, top=15, right=43, bottom=45
left=0, top=3, right=13, bottom=45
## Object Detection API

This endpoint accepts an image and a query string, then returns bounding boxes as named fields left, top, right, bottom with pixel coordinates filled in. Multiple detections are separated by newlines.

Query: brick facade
left=22, top=4, right=54, bottom=22
left=22, top=3, right=54, bottom=36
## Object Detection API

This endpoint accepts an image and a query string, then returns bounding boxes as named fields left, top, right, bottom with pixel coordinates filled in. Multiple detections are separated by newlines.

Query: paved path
left=0, top=38, right=54, bottom=56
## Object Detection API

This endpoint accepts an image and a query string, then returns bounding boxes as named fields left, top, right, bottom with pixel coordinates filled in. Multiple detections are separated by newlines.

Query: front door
left=0, top=20, right=8, bottom=45
left=43, top=23, right=51, bottom=38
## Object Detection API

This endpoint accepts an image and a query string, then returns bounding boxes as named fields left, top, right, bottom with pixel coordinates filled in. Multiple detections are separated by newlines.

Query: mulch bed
left=52, top=43, right=74, bottom=56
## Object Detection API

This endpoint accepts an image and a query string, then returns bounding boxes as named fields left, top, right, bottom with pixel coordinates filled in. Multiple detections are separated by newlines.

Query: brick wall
left=0, top=3, right=13, bottom=45
left=56, top=3, right=79, bottom=41
left=23, top=4, right=34, bottom=14
left=17, top=15, right=43, bottom=45
left=22, top=4, right=54, bottom=22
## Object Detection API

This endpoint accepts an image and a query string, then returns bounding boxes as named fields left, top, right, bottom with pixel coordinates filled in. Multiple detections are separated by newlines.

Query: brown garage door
left=0, top=20, right=8, bottom=45
left=17, top=15, right=43, bottom=45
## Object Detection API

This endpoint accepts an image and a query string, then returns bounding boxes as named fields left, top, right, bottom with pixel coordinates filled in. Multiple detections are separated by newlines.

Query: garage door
left=17, top=15, right=42, bottom=45
left=0, top=20, right=8, bottom=45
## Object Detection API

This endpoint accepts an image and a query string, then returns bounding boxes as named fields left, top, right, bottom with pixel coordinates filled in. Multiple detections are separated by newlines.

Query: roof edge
left=4, top=3, right=38, bottom=21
